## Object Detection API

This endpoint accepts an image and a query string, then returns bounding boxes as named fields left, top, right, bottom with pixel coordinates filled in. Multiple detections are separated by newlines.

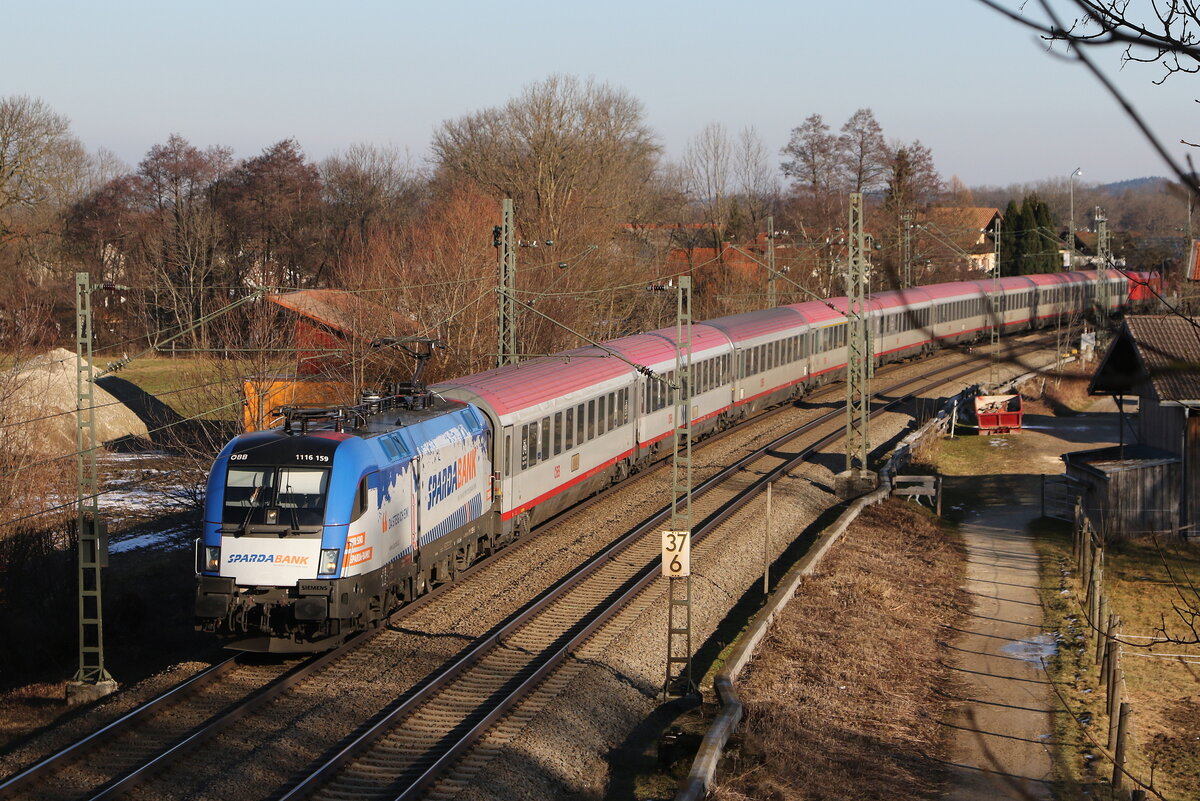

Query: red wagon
left=974, top=393, right=1023, bottom=434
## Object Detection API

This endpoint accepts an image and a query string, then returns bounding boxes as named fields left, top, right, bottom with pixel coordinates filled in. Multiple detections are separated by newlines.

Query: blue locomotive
left=195, top=382, right=493, bottom=652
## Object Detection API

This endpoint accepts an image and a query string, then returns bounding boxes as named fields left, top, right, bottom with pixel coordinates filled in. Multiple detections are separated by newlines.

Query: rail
left=675, top=343, right=1064, bottom=801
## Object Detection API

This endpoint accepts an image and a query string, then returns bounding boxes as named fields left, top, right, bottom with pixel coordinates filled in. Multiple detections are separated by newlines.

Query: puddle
left=1000, top=633, right=1059, bottom=663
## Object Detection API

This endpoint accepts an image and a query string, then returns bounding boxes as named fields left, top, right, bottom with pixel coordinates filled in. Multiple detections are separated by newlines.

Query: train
left=195, top=268, right=1160, bottom=651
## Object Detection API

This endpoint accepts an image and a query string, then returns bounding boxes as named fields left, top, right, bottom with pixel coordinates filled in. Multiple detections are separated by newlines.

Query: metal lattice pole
left=72, top=272, right=115, bottom=696
left=901, top=209, right=914, bottom=289
left=845, top=193, right=871, bottom=476
left=990, top=218, right=1002, bottom=387
left=496, top=198, right=518, bottom=368
left=766, top=215, right=777, bottom=308
left=1095, top=206, right=1110, bottom=336
left=664, top=276, right=694, bottom=698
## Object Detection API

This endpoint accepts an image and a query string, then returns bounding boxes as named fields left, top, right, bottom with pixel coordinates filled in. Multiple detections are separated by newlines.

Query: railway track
left=271, top=346, right=1032, bottom=801
left=0, top=339, right=1048, bottom=801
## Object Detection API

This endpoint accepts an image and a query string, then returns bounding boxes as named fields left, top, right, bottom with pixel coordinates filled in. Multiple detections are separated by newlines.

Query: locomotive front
left=194, top=428, right=382, bottom=651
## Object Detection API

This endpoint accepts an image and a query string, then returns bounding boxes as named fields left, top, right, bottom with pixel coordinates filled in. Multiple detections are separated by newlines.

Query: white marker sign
left=662, top=530, right=691, bottom=577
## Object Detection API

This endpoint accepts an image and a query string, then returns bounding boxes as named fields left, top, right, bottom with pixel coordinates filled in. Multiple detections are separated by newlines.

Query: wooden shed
left=1063, top=444, right=1181, bottom=540
left=1089, top=316, right=1200, bottom=539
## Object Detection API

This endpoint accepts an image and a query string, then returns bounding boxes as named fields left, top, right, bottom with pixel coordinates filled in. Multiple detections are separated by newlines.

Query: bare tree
left=683, top=122, right=734, bottom=245
left=431, top=74, right=661, bottom=249
left=321, top=142, right=424, bottom=268
left=134, top=134, right=233, bottom=351
left=734, top=126, right=780, bottom=232
left=0, top=95, right=89, bottom=243
left=781, top=113, right=847, bottom=235
left=781, top=113, right=843, bottom=200
left=838, top=108, right=890, bottom=195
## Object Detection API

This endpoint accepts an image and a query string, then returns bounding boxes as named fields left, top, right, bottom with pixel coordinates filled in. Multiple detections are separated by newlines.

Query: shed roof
left=1089, top=316, right=1200, bottom=404
left=268, top=290, right=416, bottom=340
left=1063, top=444, right=1181, bottom=475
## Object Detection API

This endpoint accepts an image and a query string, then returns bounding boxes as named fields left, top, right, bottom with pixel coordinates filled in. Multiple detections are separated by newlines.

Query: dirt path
left=942, top=474, right=1056, bottom=800
left=941, top=402, right=1124, bottom=800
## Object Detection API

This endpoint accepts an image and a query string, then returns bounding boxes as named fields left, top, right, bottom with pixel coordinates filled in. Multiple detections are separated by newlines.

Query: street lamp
left=1069, top=167, right=1082, bottom=267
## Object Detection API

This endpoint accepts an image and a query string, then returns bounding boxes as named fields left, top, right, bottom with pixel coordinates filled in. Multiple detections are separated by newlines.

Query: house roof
left=1089, top=316, right=1200, bottom=404
left=1188, top=238, right=1200, bottom=281
left=920, top=207, right=1002, bottom=259
left=267, top=290, right=417, bottom=340
left=927, top=207, right=1000, bottom=234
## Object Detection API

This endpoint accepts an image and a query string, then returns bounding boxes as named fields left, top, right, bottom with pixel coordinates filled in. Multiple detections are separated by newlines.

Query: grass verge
left=1031, top=518, right=1200, bottom=799
left=706, top=500, right=969, bottom=801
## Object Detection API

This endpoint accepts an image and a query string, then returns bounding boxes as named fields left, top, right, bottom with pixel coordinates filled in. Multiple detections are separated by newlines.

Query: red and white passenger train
left=196, top=268, right=1158, bottom=650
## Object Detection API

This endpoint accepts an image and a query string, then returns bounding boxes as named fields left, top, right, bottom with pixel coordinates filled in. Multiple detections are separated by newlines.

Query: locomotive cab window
left=353, top=476, right=369, bottom=520
left=224, top=466, right=329, bottom=528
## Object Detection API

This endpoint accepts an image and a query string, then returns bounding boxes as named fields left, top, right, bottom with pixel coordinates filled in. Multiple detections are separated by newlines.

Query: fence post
left=1096, top=601, right=1110, bottom=666
left=1107, top=671, right=1123, bottom=751
left=1088, top=543, right=1103, bottom=629
left=936, top=474, right=942, bottom=518
left=1112, top=702, right=1131, bottom=792
left=1106, top=622, right=1121, bottom=714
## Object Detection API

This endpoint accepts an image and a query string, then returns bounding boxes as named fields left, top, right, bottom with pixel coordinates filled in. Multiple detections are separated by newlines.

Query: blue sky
left=5, top=0, right=1197, bottom=187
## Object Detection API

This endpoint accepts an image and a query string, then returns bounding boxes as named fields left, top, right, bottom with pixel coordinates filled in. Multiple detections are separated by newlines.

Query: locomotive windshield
left=223, top=466, right=330, bottom=527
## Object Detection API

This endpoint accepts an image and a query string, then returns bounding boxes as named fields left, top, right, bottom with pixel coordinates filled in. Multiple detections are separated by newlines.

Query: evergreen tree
left=1000, top=200, right=1020, bottom=276
left=1030, top=196, right=1060, bottom=273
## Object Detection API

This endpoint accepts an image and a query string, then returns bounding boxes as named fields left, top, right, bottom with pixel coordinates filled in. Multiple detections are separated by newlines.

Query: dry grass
left=1019, top=357, right=1101, bottom=416
left=710, top=500, right=969, bottom=801
left=1034, top=521, right=1200, bottom=799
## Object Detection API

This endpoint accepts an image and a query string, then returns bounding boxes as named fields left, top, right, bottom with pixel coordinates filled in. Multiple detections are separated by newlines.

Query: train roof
left=700, top=307, right=810, bottom=343
left=919, top=280, right=988, bottom=300
left=863, top=287, right=933, bottom=310
left=604, top=324, right=731, bottom=368
left=1022, top=271, right=1094, bottom=286
left=434, top=346, right=632, bottom=417
left=782, top=299, right=846, bottom=325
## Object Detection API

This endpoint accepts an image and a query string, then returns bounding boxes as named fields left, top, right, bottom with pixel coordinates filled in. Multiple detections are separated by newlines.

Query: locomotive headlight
left=319, top=549, right=340, bottom=575
left=204, top=546, right=221, bottom=573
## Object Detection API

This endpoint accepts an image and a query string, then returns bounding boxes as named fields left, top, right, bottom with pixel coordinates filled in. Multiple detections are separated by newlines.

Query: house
left=1085, top=316, right=1200, bottom=538
left=919, top=207, right=1002, bottom=276
left=240, top=290, right=418, bottom=431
